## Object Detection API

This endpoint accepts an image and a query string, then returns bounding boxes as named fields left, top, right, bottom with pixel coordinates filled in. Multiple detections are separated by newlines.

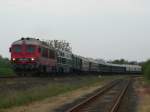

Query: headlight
left=12, top=58, right=16, bottom=61
left=31, top=58, right=35, bottom=61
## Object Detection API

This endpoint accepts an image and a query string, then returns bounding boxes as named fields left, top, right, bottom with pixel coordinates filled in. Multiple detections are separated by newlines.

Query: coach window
left=49, top=50, right=55, bottom=59
left=41, top=48, right=44, bottom=56
left=62, top=58, right=66, bottom=64
left=41, top=48, right=48, bottom=57
left=60, top=52, right=62, bottom=56
left=27, top=45, right=35, bottom=52
left=60, top=52, right=64, bottom=57
left=57, top=57, right=61, bottom=63
left=46, top=48, right=48, bottom=57
left=57, top=51, right=60, bottom=56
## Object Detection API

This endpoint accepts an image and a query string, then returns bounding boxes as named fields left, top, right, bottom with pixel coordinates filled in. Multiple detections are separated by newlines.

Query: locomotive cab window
left=12, top=45, right=21, bottom=52
left=26, top=45, right=35, bottom=52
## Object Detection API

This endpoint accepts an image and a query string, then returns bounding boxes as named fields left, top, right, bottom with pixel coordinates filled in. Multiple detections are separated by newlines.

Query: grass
left=142, top=60, right=150, bottom=82
left=0, top=84, right=74, bottom=108
left=0, top=68, right=14, bottom=76
left=0, top=76, right=116, bottom=109
left=0, top=58, right=14, bottom=76
left=143, top=78, right=150, bottom=84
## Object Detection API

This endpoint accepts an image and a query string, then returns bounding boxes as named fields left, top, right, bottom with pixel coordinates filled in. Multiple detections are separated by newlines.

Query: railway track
left=65, top=78, right=131, bottom=112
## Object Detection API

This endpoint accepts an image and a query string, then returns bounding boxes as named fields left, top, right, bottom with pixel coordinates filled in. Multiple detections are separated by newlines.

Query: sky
left=0, top=0, right=150, bottom=61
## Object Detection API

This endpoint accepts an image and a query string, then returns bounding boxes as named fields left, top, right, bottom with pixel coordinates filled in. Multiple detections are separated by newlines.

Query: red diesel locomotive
left=10, top=38, right=57, bottom=74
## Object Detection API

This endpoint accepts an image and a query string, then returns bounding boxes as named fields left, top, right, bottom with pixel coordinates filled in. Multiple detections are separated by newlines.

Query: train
left=9, top=37, right=142, bottom=76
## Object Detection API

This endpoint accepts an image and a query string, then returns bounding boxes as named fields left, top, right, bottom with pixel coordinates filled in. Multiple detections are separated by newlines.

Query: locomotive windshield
left=26, top=45, right=35, bottom=53
left=12, top=45, right=21, bottom=52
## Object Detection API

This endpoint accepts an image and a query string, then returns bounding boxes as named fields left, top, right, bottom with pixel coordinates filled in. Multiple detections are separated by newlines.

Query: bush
left=143, top=60, right=150, bottom=80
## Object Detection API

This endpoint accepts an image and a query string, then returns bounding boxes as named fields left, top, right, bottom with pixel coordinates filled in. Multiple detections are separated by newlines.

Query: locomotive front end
left=10, top=38, right=40, bottom=71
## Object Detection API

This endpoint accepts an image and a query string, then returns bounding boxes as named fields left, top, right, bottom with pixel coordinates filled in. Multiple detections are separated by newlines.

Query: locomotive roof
left=12, top=38, right=42, bottom=46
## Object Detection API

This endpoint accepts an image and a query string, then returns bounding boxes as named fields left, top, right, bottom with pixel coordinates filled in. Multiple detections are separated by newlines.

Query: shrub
left=143, top=60, right=150, bottom=80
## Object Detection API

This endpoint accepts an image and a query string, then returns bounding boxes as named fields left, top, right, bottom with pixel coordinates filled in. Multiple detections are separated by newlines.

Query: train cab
left=10, top=38, right=40, bottom=65
left=10, top=38, right=57, bottom=72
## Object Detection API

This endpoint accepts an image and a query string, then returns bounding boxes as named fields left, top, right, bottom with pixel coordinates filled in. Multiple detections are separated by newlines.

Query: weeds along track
left=65, top=79, right=131, bottom=112
left=0, top=75, right=109, bottom=94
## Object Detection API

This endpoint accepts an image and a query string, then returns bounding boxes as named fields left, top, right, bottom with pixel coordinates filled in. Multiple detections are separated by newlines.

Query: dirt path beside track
left=134, top=77, right=150, bottom=112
